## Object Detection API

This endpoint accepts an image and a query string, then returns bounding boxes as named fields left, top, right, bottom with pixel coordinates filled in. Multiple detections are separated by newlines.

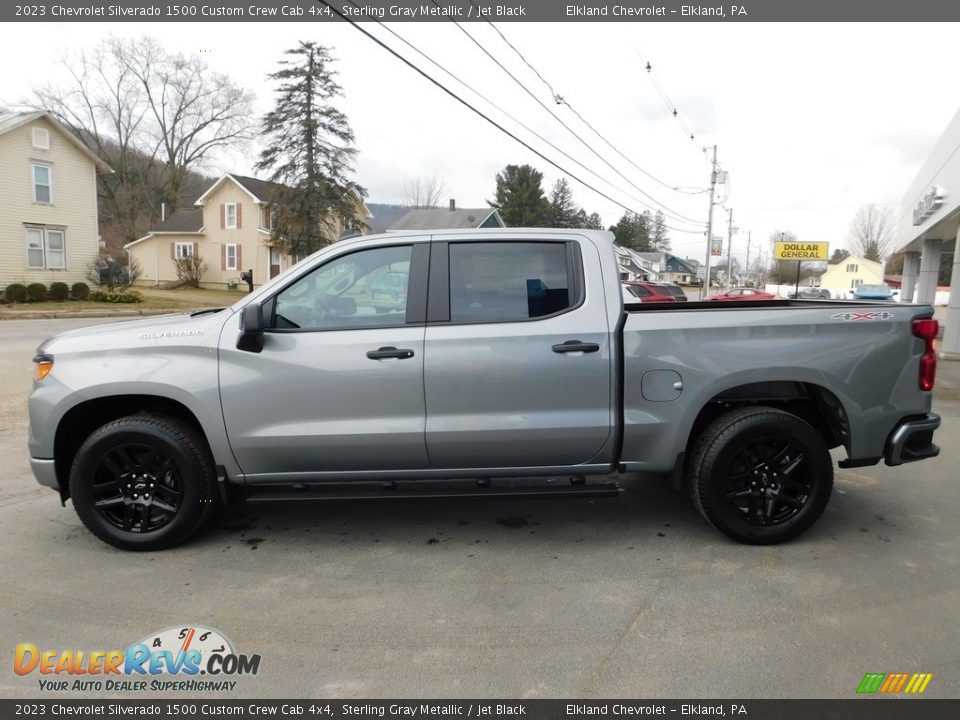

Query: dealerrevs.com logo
left=14, top=625, right=261, bottom=693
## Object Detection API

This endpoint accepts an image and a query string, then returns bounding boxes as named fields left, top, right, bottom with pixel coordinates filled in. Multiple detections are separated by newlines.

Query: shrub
left=174, top=255, right=207, bottom=288
left=26, top=283, right=47, bottom=302
left=89, top=290, right=144, bottom=304
left=49, top=282, right=70, bottom=301
left=4, top=284, right=28, bottom=303
left=71, top=282, right=90, bottom=300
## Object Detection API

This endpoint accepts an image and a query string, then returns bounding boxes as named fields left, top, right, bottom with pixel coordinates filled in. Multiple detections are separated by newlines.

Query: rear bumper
left=884, top=414, right=941, bottom=466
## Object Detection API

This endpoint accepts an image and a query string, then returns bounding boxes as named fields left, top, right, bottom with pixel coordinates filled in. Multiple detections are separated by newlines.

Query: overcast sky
left=4, top=21, right=959, bottom=264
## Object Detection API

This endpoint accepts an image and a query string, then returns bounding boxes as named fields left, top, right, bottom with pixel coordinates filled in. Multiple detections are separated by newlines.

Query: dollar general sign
left=774, top=241, right=829, bottom=260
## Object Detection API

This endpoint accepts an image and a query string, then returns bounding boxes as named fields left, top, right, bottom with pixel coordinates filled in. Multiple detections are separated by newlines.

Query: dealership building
left=896, top=108, right=960, bottom=359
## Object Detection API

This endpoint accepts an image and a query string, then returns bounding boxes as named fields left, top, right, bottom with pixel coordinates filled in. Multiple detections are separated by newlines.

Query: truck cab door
left=423, top=237, right=615, bottom=469
left=219, top=242, right=430, bottom=481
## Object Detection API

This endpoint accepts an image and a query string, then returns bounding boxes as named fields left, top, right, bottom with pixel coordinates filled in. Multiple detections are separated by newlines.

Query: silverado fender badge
left=831, top=311, right=895, bottom=321
left=140, top=330, right=206, bottom=339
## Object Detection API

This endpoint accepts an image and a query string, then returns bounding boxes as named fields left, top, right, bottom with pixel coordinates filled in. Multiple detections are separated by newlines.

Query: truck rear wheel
left=688, top=407, right=833, bottom=544
left=69, top=414, right=217, bottom=551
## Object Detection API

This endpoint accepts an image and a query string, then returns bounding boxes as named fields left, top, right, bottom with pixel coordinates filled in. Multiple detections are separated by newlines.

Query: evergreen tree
left=547, top=178, right=580, bottom=228
left=490, top=164, right=550, bottom=227
left=651, top=210, right=671, bottom=252
left=609, top=211, right=653, bottom=251
left=584, top=211, right=604, bottom=230
left=256, top=41, right=366, bottom=258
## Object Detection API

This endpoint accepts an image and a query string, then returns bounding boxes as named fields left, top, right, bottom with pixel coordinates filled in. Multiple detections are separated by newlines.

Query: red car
left=708, top=288, right=777, bottom=301
left=623, top=281, right=687, bottom=303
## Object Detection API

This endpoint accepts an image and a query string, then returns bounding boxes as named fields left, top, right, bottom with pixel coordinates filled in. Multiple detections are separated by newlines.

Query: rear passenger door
left=423, top=238, right=613, bottom=469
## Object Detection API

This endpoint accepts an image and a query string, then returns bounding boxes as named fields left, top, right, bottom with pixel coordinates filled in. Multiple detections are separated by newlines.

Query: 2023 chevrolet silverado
left=28, top=229, right=941, bottom=550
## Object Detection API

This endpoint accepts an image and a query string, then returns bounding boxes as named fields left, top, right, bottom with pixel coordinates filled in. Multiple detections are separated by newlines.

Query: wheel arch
left=53, top=395, right=210, bottom=503
left=685, top=380, right=850, bottom=464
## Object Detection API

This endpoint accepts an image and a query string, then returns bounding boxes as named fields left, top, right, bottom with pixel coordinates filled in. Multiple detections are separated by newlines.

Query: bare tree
left=401, top=174, right=448, bottom=208
left=33, top=36, right=255, bottom=245
left=847, top=205, right=896, bottom=262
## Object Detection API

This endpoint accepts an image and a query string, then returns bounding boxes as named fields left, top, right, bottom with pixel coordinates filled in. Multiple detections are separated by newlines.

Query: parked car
left=788, top=287, right=832, bottom=299
left=623, top=281, right=687, bottom=302
left=28, top=229, right=940, bottom=550
left=852, top=283, right=895, bottom=301
left=708, top=288, right=777, bottom=301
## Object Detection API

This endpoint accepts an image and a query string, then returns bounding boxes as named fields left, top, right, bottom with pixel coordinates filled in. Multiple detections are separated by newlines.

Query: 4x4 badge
left=831, top=311, right=895, bottom=321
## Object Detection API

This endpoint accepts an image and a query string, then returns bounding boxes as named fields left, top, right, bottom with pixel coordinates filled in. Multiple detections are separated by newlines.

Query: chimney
left=449, top=199, right=455, bottom=211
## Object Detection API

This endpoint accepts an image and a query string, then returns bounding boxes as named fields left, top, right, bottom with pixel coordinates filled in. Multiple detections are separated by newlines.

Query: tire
left=69, top=414, right=217, bottom=551
left=688, top=407, right=833, bottom=544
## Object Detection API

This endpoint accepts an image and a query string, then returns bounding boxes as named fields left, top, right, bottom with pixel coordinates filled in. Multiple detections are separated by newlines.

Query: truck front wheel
left=688, top=407, right=833, bottom=544
left=69, top=414, right=217, bottom=551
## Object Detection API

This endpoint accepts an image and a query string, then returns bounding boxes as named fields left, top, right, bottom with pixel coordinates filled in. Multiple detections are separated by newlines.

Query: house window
left=175, top=242, right=194, bottom=259
left=851, top=279, right=864, bottom=288
left=32, top=128, right=50, bottom=149
left=32, top=163, right=52, bottom=204
left=225, top=203, right=237, bottom=229
left=25, top=226, right=66, bottom=270
left=261, top=206, right=273, bottom=230
left=846, top=263, right=859, bottom=273
left=225, top=243, right=238, bottom=270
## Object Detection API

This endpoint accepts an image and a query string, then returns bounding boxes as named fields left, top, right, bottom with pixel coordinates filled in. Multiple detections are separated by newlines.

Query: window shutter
left=171, top=242, right=176, bottom=260
left=193, top=242, right=199, bottom=259
left=220, top=204, right=225, bottom=229
left=236, top=204, right=242, bottom=229
left=263, top=207, right=270, bottom=229
left=221, top=244, right=226, bottom=271
left=236, top=245, right=242, bottom=270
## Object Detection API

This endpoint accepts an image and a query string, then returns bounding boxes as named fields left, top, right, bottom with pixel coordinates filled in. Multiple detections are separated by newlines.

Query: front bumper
left=884, top=414, right=941, bottom=466
left=30, top=457, right=58, bottom=489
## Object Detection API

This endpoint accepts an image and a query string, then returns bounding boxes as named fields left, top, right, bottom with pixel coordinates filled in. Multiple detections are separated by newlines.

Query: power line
left=320, top=0, right=705, bottom=235
left=633, top=48, right=712, bottom=165
left=363, top=21, right=704, bottom=231
left=440, top=5, right=703, bottom=226
left=484, top=18, right=704, bottom=197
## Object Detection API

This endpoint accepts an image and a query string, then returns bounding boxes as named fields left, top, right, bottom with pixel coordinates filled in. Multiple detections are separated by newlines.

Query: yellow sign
left=774, top=241, right=829, bottom=260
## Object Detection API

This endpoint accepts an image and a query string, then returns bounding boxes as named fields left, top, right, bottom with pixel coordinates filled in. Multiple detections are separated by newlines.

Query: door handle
left=552, top=340, right=600, bottom=354
left=366, top=346, right=415, bottom=360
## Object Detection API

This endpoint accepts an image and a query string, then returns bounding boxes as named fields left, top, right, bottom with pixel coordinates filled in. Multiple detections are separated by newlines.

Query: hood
left=38, top=310, right=233, bottom=356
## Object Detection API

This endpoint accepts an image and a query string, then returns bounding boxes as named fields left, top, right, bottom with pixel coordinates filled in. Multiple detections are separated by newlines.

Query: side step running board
left=245, top=483, right=621, bottom=503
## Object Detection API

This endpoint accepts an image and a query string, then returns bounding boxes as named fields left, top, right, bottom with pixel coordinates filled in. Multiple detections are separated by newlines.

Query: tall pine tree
left=256, top=41, right=366, bottom=258
left=490, top=164, right=550, bottom=227
left=609, top=211, right=653, bottom=251
left=547, top=178, right=580, bottom=228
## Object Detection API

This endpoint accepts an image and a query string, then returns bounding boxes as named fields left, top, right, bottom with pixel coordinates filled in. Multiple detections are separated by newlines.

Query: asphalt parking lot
left=1, top=317, right=958, bottom=699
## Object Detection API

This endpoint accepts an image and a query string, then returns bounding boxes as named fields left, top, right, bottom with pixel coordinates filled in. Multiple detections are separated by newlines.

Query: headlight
left=33, top=353, right=54, bottom=381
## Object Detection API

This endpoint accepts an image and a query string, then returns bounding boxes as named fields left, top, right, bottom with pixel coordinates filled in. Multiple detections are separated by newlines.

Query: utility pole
left=744, top=231, right=752, bottom=286
left=702, top=145, right=718, bottom=300
left=725, top=208, right=737, bottom=290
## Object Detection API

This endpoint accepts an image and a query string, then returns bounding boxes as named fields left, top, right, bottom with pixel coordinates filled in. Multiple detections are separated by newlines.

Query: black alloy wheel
left=689, top=407, right=833, bottom=544
left=91, top=443, right=182, bottom=533
left=70, top=414, right=217, bottom=551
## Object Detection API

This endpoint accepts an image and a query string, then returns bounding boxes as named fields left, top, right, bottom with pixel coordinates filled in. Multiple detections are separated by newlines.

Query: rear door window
left=448, top=242, right=575, bottom=323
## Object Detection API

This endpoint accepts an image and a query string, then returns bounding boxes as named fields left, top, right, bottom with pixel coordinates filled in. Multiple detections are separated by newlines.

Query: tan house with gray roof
left=0, top=111, right=111, bottom=289
left=126, top=173, right=371, bottom=289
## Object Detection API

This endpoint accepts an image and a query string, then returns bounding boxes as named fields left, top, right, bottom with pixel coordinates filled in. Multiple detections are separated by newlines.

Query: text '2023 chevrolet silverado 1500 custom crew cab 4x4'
left=28, top=229, right=941, bottom=550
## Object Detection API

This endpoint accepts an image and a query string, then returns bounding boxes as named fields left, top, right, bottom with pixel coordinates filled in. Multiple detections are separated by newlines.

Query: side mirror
left=237, top=303, right=264, bottom=353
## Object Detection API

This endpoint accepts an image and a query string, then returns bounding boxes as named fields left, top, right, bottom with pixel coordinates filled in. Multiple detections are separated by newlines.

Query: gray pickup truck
left=28, top=229, right=941, bottom=550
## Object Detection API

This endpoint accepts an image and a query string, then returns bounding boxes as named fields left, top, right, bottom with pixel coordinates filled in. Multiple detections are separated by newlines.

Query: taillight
left=912, top=318, right=938, bottom=391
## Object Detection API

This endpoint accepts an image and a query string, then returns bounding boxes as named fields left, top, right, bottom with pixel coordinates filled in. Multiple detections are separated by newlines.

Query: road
left=1, top=317, right=958, bottom=699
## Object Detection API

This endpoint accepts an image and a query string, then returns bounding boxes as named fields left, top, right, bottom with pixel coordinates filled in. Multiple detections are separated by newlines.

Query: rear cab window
left=446, top=241, right=580, bottom=324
